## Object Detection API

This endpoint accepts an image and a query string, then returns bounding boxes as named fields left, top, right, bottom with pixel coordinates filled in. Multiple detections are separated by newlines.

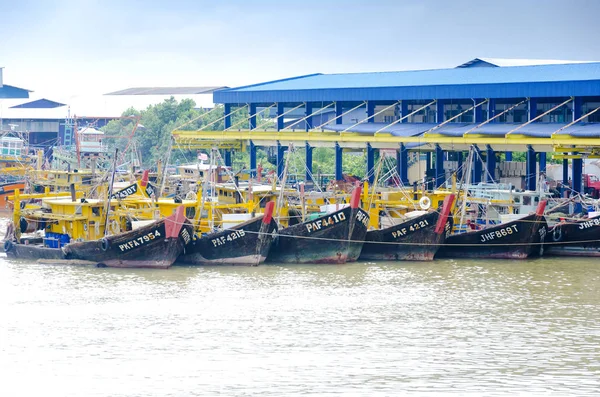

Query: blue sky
left=1, top=0, right=599, bottom=97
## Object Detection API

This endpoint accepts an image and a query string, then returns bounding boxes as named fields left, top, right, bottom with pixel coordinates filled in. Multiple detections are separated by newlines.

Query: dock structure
left=173, top=58, right=600, bottom=195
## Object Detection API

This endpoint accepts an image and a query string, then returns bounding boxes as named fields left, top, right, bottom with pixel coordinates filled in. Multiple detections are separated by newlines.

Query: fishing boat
left=3, top=196, right=193, bottom=269
left=359, top=194, right=456, bottom=261
left=62, top=206, right=192, bottom=268
left=267, top=186, right=369, bottom=264
left=544, top=215, right=600, bottom=257
left=178, top=201, right=277, bottom=266
left=437, top=200, right=548, bottom=259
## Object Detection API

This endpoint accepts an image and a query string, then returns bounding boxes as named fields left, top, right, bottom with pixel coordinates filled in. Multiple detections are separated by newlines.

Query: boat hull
left=545, top=218, right=600, bottom=257
left=359, top=211, right=451, bottom=261
left=437, top=214, right=547, bottom=259
left=179, top=216, right=278, bottom=266
left=63, top=217, right=193, bottom=269
left=268, top=206, right=369, bottom=264
left=4, top=241, right=66, bottom=260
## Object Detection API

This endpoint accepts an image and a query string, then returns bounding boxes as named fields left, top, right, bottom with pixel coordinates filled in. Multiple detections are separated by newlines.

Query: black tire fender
left=100, top=238, right=110, bottom=252
left=3, top=240, right=13, bottom=252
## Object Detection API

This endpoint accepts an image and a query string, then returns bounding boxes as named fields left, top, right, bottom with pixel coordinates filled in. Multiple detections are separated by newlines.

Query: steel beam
left=486, top=145, right=496, bottom=183
left=528, top=98, right=537, bottom=121
left=572, top=156, right=582, bottom=195
left=562, top=158, right=569, bottom=196
left=573, top=96, right=583, bottom=121
left=487, top=98, right=496, bottom=121
left=539, top=152, right=547, bottom=174
left=249, top=103, right=257, bottom=130
left=305, top=142, right=313, bottom=182
left=335, top=142, right=343, bottom=181
left=224, top=103, right=232, bottom=130
left=398, top=144, right=409, bottom=184
left=505, top=152, right=512, bottom=161
left=436, top=100, right=444, bottom=124
left=305, top=102, right=313, bottom=131
left=224, top=150, right=232, bottom=167
left=526, top=145, right=536, bottom=190
left=276, top=103, right=285, bottom=131
left=401, top=101, right=409, bottom=123
left=335, top=102, right=343, bottom=125
left=367, top=143, right=375, bottom=183
left=172, top=129, right=600, bottom=152
left=277, top=141, right=285, bottom=179
left=367, top=101, right=375, bottom=123
left=435, top=144, right=444, bottom=188
left=250, top=140, right=257, bottom=178
left=474, top=98, right=484, bottom=123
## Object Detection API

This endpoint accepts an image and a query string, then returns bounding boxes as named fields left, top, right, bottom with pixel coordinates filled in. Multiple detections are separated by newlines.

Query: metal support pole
left=486, top=145, right=496, bottom=183
left=435, top=144, right=444, bottom=188
left=472, top=145, right=482, bottom=184
left=474, top=98, right=484, bottom=123
left=250, top=141, right=257, bottom=178
left=224, top=150, right=232, bottom=167
left=572, top=157, right=583, bottom=195
left=335, top=102, right=343, bottom=125
left=367, top=101, right=375, bottom=123
left=573, top=96, right=583, bottom=121
left=277, top=141, right=285, bottom=179
left=305, top=102, right=313, bottom=131
left=457, top=151, right=463, bottom=181
left=436, top=100, right=445, bottom=123
left=539, top=152, right=547, bottom=174
left=277, top=103, right=284, bottom=131
left=249, top=103, right=257, bottom=130
left=335, top=142, right=343, bottom=181
left=528, top=98, right=537, bottom=121
left=562, top=158, right=569, bottom=196
left=398, top=144, right=409, bottom=184
left=401, top=101, right=409, bottom=123
left=305, top=142, right=313, bottom=183
left=367, top=143, right=375, bottom=184
left=505, top=152, right=513, bottom=161
left=487, top=98, right=496, bottom=121
left=526, top=145, right=536, bottom=191
left=573, top=155, right=583, bottom=213
left=425, top=152, right=432, bottom=189
left=224, top=103, right=232, bottom=130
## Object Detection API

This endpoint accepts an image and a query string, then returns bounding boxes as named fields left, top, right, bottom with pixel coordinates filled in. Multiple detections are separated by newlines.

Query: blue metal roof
left=325, top=122, right=600, bottom=139
left=215, top=63, right=600, bottom=104
left=325, top=123, right=437, bottom=137
left=0, top=84, right=30, bottom=99
left=10, top=98, right=65, bottom=108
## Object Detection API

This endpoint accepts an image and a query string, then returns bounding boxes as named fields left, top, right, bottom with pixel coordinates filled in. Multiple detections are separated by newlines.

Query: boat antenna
left=103, top=148, right=119, bottom=237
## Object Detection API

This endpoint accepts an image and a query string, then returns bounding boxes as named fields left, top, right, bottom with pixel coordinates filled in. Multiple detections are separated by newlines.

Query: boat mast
left=458, top=146, right=474, bottom=231
left=103, top=148, right=119, bottom=237
left=275, top=144, right=292, bottom=227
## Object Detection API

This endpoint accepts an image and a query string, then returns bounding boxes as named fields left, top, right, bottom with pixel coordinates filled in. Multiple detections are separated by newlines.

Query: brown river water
left=1, top=218, right=600, bottom=396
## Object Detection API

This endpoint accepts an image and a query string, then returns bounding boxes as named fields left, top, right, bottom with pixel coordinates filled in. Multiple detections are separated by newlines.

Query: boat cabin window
left=185, top=207, right=196, bottom=219
left=92, top=207, right=101, bottom=216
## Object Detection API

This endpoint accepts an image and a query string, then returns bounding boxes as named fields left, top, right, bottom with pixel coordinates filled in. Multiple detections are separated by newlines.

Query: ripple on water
left=2, top=217, right=600, bottom=395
